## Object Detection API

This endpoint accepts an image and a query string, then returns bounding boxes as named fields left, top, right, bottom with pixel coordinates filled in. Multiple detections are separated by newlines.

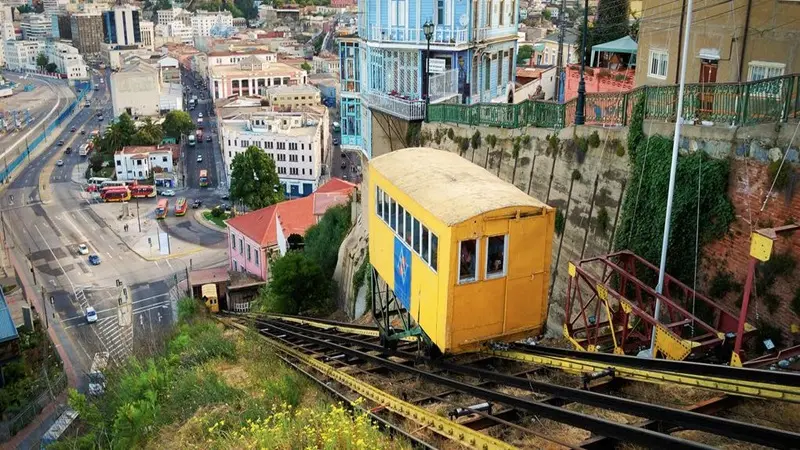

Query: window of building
left=254, top=250, right=260, bottom=266
left=231, top=234, right=236, bottom=249
left=430, top=234, right=438, bottom=272
left=437, top=0, right=445, bottom=25
left=389, top=198, right=397, bottom=231
left=136, top=159, right=142, bottom=165
left=484, top=56, right=491, bottom=90
left=290, top=167, right=299, bottom=175
left=499, top=0, right=505, bottom=25
left=496, top=53, right=502, bottom=88
left=233, top=260, right=238, bottom=271
left=748, top=61, right=785, bottom=81
left=289, top=154, right=298, bottom=162
left=421, top=225, right=430, bottom=263
left=277, top=154, right=286, bottom=161
left=289, top=142, right=298, bottom=150
left=647, top=49, right=668, bottom=80
left=116, top=160, right=121, bottom=166
left=239, top=238, right=243, bottom=254
left=247, top=244, right=251, bottom=261
left=459, top=239, right=477, bottom=283
left=485, top=235, right=507, bottom=278
left=266, top=141, right=274, bottom=149
left=162, top=156, right=168, bottom=162
left=389, top=0, right=406, bottom=27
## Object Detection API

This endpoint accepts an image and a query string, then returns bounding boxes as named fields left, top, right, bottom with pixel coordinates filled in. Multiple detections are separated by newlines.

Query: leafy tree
left=303, top=204, right=351, bottom=278
left=542, top=9, right=551, bottom=21
left=36, top=53, right=48, bottom=69
left=131, top=118, right=163, bottom=145
left=229, top=146, right=283, bottom=210
left=262, top=251, right=333, bottom=315
left=89, top=152, right=105, bottom=172
left=590, top=0, right=630, bottom=56
left=45, top=62, right=58, bottom=73
left=301, top=62, right=312, bottom=72
left=517, top=45, right=533, bottom=65
left=162, top=110, right=194, bottom=141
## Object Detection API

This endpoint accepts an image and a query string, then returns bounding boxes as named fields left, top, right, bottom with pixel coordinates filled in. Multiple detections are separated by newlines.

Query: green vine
left=471, top=130, right=481, bottom=150
left=614, top=117, right=735, bottom=285
left=554, top=210, right=565, bottom=236
left=351, top=252, right=370, bottom=305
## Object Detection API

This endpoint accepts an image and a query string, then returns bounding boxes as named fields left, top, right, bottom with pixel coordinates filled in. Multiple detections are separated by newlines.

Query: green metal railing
left=427, top=74, right=800, bottom=129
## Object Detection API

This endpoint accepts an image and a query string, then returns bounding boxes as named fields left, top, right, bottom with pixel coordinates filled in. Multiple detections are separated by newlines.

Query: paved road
left=0, top=74, right=70, bottom=152
left=3, top=68, right=228, bottom=382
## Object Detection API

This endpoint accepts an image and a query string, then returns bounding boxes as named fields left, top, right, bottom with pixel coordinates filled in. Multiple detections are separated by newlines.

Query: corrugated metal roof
left=0, top=290, right=19, bottom=344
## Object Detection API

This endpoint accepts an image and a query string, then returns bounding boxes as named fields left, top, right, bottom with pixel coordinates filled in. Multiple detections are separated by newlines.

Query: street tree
left=16, top=4, right=33, bottom=14
left=301, top=62, right=312, bottom=72
left=131, top=118, right=164, bottom=145
left=45, top=62, right=58, bottom=74
left=517, top=45, right=533, bottom=65
left=262, top=251, right=333, bottom=315
left=588, top=0, right=630, bottom=58
left=162, top=110, right=194, bottom=141
left=36, top=53, right=48, bottom=69
left=229, top=146, right=283, bottom=210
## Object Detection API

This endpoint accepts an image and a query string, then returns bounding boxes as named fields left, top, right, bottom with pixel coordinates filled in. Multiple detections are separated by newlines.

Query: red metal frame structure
left=564, top=251, right=746, bottom=360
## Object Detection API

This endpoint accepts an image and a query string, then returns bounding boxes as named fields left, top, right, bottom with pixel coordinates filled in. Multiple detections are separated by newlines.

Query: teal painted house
left=339, top=0, right=519, bottom=157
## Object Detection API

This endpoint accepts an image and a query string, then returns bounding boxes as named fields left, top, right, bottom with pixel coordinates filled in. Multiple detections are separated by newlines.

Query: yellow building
left=368, top=148, right=555, bottom=354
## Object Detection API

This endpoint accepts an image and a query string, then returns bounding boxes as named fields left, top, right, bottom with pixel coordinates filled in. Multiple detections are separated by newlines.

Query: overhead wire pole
left=555, top=0, right=567, bottom=102
left=650, top=0, right=695, bottom=358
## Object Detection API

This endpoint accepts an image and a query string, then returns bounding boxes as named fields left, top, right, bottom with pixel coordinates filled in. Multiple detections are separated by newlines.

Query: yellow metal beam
left=224, top=319, right=518, bottom=450
left=486, top=349, right=800, bottom=403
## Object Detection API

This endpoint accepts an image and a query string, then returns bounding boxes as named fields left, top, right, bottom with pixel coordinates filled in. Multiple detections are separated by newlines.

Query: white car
left=197, top=155, right=203, bottom=163
left=161, top=189, right=176, bottom=197
left=56, top=160, right=64, bottom=166
left=86, top=306, right=98, bottom=323
left=78, top=244, right=89, bottom=255
left=198, top=112, right=203, bottom=118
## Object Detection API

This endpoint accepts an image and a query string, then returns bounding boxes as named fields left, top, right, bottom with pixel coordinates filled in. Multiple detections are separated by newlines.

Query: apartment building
left=102, top=5, right=142, bottom=47
left=70, top=12, right=104, bottom=55
left=111, top=55, right=184, bottom=117
left=114, top=145, right=175, bottom=181
left=636, top=0, right=800, bottom=87
left=156, top=7, right=192, bottom=27
left=3, top=40, right=43, bottom=71
left=191, top=10, right=234, bottom=38
left=44, top=40, right=89, bottom=79
left=217, top=97, right=328, bottom=197
left=139, top=20, right=155, bottom=51
left=0, top=4, right=15, bottom=67
left=209, top=56, right=307, bottom=100
left=263, top=85, right=321, bottom=108
left=155, top=20, right=194, bottom=45
left=21, top=13, right=52, bottom=40
left=338, top=0, right=519, bottom=157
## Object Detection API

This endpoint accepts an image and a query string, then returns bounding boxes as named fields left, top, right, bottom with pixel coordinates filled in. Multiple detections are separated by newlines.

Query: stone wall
left=420, top=122, right=631, bottom=334
left=420, top=119, right=800, bottom=338
left=333, top=212, right=369, bottom=318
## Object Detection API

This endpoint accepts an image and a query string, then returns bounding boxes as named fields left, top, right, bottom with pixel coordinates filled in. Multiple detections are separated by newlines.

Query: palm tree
left=139, top=118, right=163, bottom=143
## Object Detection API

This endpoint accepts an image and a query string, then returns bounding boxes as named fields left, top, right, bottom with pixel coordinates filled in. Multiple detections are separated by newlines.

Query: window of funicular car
left=459, top=240, right=478, bottom=283
left=486, top=235, right=508, bottom=278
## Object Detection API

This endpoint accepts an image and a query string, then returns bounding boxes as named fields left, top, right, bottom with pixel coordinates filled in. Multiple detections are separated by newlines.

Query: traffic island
left=196, top=209, right=229, bottom=232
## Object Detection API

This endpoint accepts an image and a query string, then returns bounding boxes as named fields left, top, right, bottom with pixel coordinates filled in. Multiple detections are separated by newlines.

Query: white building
left=154, top=21, right=193, bottom=45
left=156, top=7, right=191, bottom=27
left=111, top=57, right=160, bottom=118
left=21, top=13, right=52, bottom=40
left=0, top=4, right=15, bottom=67
left=3, top=40, right=44, bottom=71
left=42, top=0, right=67, bottom=15
left=139, top=20, right=155, bottom=51
left=191, top=11, right=233, bottom=38
left=44, top=41, right=89, bottom=79
left=114, top=145, right=175, bottom=181
left=217, top=97, right=327, bottom=197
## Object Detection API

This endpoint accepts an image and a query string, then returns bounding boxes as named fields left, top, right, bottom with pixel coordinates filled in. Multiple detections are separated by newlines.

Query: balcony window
left=647, top=49, right=668, bottom=80
left=459, top=239, right=477, bottom=283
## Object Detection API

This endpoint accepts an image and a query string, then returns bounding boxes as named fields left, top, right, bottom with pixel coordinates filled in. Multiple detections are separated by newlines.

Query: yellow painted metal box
left=368, top=148, right=555, bottom=354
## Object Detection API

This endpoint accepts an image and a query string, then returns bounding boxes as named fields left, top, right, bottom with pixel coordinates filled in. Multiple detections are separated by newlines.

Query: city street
left=1, top=68, right=228, bottom=384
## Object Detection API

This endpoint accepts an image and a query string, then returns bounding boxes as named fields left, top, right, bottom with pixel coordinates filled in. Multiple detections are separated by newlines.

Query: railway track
left=221, top=313, right=800, bottom=449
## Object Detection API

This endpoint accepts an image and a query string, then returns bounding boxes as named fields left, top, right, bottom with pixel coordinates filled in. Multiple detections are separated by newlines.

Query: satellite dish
left=459, top=14, right=468, bottom=28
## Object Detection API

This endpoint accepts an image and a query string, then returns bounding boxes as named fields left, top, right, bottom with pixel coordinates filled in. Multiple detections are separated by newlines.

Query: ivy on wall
left=614, top=97, right=736, bottom=285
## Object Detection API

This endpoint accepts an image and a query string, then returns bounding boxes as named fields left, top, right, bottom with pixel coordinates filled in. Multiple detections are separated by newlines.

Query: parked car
left=196, top=155, right=203, bottom=163
left=88, top=254, right=101, bottom=265
left=78, top=244, right=89, bottom=255
left=56, top=160, right=64, bottom=167
left=56, top=140, right=64, bottom=147
left=85, top=306, right=98, bottom=323
left=220, top=203, right=231, bottom=212
left=198, top=112, right=203, bottom=118
left=191, top=199, right=202, bottom=209
left=70, top=126, right=77, bottom=132
left=160, top=189, right=176, bottom=197
left=221, top=193, right=230, bottom=200
left=80, top=130, right=86, bottom=135
left=332, top=137, right=340, bottom=145
left=98, top=115, right=104, bottom=121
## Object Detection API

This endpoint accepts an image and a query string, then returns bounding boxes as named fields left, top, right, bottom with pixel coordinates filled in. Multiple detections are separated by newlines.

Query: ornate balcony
left=368, top=25, right=468, bottom=46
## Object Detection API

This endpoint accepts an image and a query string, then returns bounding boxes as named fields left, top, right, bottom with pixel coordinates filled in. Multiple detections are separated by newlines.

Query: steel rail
left=271, top=352, right=437, bottom=450
left=257, top=319, right=716, bottom=450
left=264, top=318, right=800, bottom=450
left=514, top=343, right=800, bottom=386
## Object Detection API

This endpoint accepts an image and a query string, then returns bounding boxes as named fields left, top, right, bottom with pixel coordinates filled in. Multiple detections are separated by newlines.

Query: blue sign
left=393, top=237, right=411, bottom=309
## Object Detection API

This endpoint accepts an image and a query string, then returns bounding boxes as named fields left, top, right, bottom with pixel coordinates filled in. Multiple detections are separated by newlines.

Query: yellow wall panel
left=505, top=275, right=545, bottom=332
left=451, top=280, right=505, bottom=346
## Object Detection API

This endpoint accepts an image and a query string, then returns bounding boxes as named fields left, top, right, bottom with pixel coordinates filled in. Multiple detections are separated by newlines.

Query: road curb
left=193, top=209, right=226, bottom=234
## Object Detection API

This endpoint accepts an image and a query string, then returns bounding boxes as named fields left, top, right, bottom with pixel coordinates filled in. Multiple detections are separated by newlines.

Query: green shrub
left=471, top=130, right=481, bottom=150
left=486, top=134, right=498, bottom=149
left=596, top=207, right=610, bottom=234
left=571, top=169, right=582, bottom=181
left=177, top=297, right=200, bottom=323
left=588, top=130, right=601, bottom=148
left=708, top=270, right=742, bottom=299
left=767, top=160, right=792, bottom=191
left=792, top=287, right=800, bottom=316
left=613, top=138, right=626, bottom=157
left=446, top=128, right=454, bottom=140
left=555, top=210, right=565, bottom=236
left=210, top=206, right=224, bottom=218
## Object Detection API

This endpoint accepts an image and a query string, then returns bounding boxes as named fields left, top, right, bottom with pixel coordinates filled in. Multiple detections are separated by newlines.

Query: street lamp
left=575, top=0, right=590, bottom=125
left=423, top=20, right=434, bottom=121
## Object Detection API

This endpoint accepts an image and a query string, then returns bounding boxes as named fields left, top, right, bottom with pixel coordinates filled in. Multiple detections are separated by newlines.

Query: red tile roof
left=226, top=178, right=356, bottom=247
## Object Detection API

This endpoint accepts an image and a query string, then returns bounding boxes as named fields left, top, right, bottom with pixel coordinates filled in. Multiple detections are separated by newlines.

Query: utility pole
left=575, top=0, right=590, bottom=125
left=136, top=195, right=141, bottom=232
left=555, top=0, right=567, bottom=102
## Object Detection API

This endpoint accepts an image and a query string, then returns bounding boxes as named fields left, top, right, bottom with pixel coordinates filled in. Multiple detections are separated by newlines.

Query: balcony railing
left=363, top=91, right=426, bottom=121
left=474, top=26, right=517, bottom=42
left=428, top=73, right=800, bottom=129
left=368, top=25, right=468, bottom=46
left=429, top=69, right=459, bottom=103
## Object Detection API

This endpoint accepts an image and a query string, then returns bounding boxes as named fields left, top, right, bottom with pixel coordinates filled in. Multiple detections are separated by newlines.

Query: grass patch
left=53, top=306, right=411, bottom=449
left=202, top=211, right=230, bottom=228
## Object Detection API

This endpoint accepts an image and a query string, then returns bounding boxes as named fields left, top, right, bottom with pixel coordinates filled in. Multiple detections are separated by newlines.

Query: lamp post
left=423, top=20, right=434, bottom=121
left=575, top=0, right=590, bottom=125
